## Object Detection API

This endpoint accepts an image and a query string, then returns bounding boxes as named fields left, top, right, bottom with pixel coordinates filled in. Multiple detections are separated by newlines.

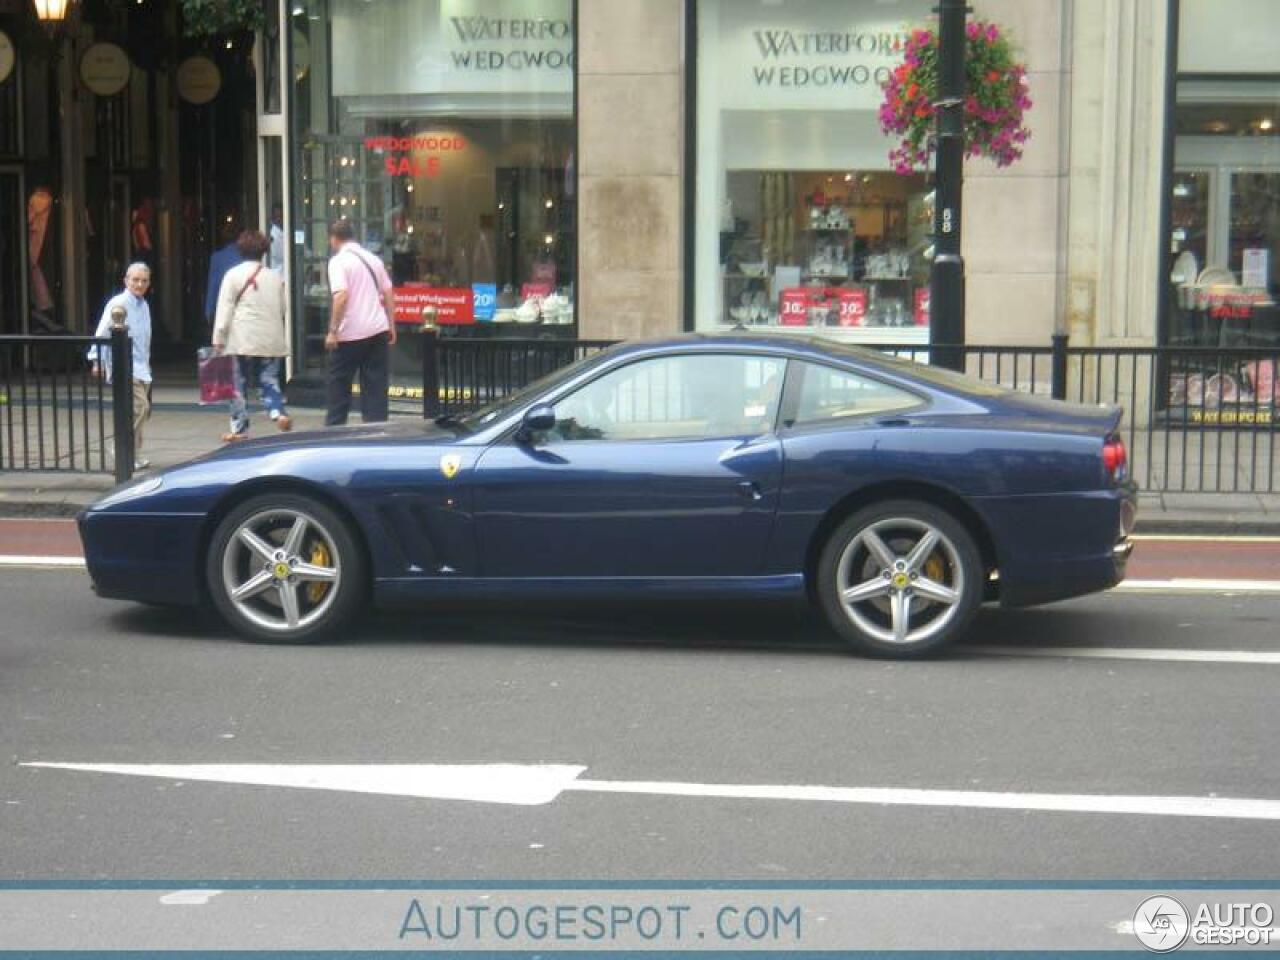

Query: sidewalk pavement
left=0, top=386, right=417, bottom=517
left=3, top=386, right=1280, bottom=531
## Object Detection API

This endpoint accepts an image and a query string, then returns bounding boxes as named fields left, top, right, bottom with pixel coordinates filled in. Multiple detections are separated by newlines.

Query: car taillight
left=1103, top=437, right=1127, bottom=480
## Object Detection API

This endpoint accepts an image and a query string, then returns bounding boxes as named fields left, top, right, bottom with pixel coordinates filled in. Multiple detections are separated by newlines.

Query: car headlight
left=91, top=475, right=164, bottom=509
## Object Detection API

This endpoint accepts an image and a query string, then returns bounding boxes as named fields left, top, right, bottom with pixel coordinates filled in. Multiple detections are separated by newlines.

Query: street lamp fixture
left=32, top=0, right=72, bottom=24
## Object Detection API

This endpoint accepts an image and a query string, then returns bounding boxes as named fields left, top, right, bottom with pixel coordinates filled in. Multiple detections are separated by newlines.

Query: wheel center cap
left=891, top=572, right=911, bottom=590
left=273, top=561, right=292, bottom=580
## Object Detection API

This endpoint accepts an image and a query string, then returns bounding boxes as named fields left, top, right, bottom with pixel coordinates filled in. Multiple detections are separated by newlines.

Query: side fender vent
left=375, top=502, right=440, bottom=573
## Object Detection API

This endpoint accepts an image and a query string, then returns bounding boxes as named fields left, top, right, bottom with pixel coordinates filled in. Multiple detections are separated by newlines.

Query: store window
left=290, top=0, right=576, bottom=387
left=1166, top=1, right=1279, bottom=350
left=1163, top=0, right=1280, bottom=421
left=694, top=0, right=934, bottom=344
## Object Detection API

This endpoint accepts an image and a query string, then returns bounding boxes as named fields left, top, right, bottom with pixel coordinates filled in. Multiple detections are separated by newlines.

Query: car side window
left=793, top=362, right=920, bottom=425
left=542, top=354, right=786, bottom=443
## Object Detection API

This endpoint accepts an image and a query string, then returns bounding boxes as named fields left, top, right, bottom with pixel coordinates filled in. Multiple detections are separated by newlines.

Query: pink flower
left=883, top=17, right=1030, bottom=172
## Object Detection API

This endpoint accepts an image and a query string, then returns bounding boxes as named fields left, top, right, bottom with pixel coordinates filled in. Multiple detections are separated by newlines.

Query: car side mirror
left=517, top=402, right=557, bottom=443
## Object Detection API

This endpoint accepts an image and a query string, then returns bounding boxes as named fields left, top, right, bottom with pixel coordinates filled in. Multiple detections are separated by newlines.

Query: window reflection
left=289, top=0, right=576, bottom=385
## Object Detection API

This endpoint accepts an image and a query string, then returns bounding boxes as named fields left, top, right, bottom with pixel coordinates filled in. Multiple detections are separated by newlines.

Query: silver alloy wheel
left=220, top=507, right=342, bottom=634
left=835, top=516, right=964, bottom=646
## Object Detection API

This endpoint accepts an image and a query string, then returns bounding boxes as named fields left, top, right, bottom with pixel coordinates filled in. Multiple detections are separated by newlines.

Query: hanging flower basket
left=878, top=20, right=1032, bottom=175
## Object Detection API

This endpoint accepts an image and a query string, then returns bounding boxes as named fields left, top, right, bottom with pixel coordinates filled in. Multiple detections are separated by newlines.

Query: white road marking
left=159, top=890, right=223, bottom=906
left=0, top=555, right=85, bottom=568
left=1117, top=578, right=1280, bottom=594
left=565, top=779, right=1280, bottom=820
left=965, top=645, right=1280, bottom=665
left=20, top=762, right=1280, bottom=821
left=21, top=763, right=586, bottom=806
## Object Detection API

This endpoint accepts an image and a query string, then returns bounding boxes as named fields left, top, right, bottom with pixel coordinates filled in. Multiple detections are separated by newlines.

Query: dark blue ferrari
left=79, top=335, right=1137, bottom=656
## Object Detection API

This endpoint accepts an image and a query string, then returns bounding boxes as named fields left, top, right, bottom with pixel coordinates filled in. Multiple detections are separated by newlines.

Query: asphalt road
left=1, top=561, right=1279, bottom=882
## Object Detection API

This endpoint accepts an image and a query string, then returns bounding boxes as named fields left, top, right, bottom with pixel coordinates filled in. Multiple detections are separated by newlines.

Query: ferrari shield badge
left=440, top=454, right=462, bottom=480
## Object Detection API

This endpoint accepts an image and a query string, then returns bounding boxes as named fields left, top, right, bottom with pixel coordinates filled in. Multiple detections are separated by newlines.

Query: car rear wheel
left=816, top=500, right=982, bottom=657
left=207, top=493, right=366, bottom=643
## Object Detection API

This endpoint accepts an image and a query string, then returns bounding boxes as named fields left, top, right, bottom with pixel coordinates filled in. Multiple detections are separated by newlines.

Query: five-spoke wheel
left=207, top=493, right=366, bottom=642
left=816, top=500, right=982, bottom=656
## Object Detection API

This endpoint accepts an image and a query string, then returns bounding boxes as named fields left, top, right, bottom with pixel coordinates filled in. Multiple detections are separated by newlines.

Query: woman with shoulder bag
left=212, top=230, right=291, bottom=442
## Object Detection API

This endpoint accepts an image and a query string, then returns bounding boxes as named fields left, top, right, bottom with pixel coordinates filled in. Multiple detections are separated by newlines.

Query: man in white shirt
left=87, top=262, right=154, bottom=471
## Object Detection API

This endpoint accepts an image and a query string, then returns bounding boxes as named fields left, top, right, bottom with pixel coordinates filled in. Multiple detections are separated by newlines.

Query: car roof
left=609, top=332, right=868, bottom=363
left=605, top=332, right=933, bottom=378
left=603, top=333, right=1009, bottom=401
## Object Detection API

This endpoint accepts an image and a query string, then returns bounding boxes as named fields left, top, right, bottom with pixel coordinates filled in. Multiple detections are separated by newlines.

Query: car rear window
left=794, top=362, right=922, bottom=424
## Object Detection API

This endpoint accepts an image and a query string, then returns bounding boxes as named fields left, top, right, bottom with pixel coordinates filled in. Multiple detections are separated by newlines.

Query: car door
left=472, top=352, right=788, bottom=578
left=769, top=360, right=931, bottom=565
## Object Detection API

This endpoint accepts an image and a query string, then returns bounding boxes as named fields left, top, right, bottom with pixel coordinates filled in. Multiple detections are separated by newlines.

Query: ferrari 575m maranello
left=79, top=334, right=1137, bottom=656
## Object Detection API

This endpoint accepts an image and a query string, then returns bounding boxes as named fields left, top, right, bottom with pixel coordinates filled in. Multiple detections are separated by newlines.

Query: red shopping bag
left=197, top=347, right=237, bottom=404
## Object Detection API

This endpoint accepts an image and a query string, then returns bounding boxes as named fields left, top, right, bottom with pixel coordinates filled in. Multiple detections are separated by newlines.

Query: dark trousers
left=325, top=332, right=389, bottom=426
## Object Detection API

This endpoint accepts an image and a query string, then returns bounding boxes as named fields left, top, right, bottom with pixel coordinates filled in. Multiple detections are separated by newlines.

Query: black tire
left=206, top=492, right=367, bottom=643
left=815, top=499, right=983, bottom=658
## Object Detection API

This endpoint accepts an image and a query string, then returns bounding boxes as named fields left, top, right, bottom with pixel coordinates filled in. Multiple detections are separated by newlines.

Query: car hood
left=190, top=418, right=463, bottom=462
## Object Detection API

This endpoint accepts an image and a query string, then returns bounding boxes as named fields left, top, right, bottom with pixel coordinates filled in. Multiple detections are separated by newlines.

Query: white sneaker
left=133, top=458, right=151, bottom=471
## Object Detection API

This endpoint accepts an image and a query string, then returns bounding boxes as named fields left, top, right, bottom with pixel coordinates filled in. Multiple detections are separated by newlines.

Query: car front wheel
left=816, top=500, right=982, bottom=657
left=207, top=493, right=366, bottom=643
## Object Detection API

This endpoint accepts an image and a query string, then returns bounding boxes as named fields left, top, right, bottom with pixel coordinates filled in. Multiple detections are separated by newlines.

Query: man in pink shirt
left=324, top=218, right=398, bottom=425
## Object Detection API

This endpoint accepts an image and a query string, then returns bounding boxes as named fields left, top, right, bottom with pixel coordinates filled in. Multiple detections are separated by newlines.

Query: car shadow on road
left=103, top=594, right=1132, bottom=660
left=105, top=596, right=848, bottom=657
left=965, top=599, right=1193, bottom=650
left=365, top=597, right=851, bottom=656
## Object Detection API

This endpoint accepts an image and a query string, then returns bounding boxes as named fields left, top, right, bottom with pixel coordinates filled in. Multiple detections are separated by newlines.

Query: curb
left=0, top=502, right=93, bottom=518
left=1134, top=517, right=1280, bottom=536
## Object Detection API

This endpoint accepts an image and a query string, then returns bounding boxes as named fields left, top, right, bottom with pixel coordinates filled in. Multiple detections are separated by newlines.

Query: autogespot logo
left=1133, top=896, right=1191, bottom=953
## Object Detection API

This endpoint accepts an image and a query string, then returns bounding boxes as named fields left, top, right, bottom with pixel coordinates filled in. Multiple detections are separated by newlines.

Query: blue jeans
left=229, top=357, right=287, bottom=436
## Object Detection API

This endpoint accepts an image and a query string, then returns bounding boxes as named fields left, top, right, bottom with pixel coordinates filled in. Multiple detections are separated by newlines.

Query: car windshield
left=456, top=348, right=615, bottom=432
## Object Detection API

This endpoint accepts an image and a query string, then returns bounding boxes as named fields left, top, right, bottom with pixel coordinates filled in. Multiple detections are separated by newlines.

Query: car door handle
left=737, top=480, right=764, bottom=501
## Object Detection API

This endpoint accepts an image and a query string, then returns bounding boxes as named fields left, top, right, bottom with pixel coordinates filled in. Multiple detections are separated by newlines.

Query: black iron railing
left=821, top=342, right=1279, bottom=494
left=0, top=328, right=135, bottom=482
left=1062, top=345, right=1280, bottom=495
left=415, top=330, right=1280, bottom=495
left=421, top=331, right=617, bottom=419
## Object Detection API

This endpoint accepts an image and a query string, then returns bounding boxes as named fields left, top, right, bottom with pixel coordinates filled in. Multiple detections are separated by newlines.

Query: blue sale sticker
left=472, top=283, right=497, bottom=322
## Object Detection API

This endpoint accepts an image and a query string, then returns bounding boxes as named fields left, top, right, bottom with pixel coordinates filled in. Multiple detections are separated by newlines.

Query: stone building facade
left=276, top=0, right=1277, bottom=378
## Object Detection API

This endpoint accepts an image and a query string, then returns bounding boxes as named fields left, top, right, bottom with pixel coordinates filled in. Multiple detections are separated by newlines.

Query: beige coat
left=213, top=260, right=287, bottom=357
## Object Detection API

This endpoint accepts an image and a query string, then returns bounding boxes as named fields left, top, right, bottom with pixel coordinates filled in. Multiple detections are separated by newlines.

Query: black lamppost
left=929, top=0, right=968, bottom=371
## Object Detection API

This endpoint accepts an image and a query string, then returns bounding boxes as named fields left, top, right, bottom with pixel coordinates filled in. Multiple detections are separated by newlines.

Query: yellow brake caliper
left=924, top=552, right=947, bottom=589
left=308, top=540, right=332, bottom=604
